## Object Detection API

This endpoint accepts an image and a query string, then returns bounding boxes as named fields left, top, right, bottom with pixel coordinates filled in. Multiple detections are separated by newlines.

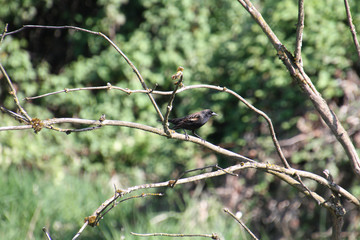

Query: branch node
left=148, top=83, right=158, bottom=93
left=99, top=114, right=106, bottom=123
left=30, top=118, right=44, bottom=133
left=106, top=82, right=112, bottom=89
left=84, top=215, right=98, bottom=227
left=168, top=180, right=177, bottom=188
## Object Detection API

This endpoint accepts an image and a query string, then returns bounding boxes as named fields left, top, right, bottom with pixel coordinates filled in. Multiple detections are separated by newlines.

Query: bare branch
left=0, top=63, right=32, bottom=122
left=162, top=67, right=185, bottom=136
left=170, top=164, right=238, bottom=188
left=237, top=0, right=360, bottom=177
left=50, top=118, right=257, bottom=162
left=0, top=23, right=8, bottom=44
left=1, top=24, right=164, bottom=121
left=131, top=232, right=220, bottom=239
left=1, top=106, right=29, bottom=123
left=223, top=208, right=259, bottom=240
left=94, top=161, right=360, bottom=214
left=93, top=192, right=164, bottom=227
left=295, top=0, right=305, bottom=66
left=344, top=0, right=360, bottom=62
left=42, top=227, right=52, bottom=240
left=24, top=84, right=290, bottom=167
left=72, top=222, right=88, bottom=240
left=72, top=160, right=359, bottom=239
left=0, top=125, right=32, bottom=131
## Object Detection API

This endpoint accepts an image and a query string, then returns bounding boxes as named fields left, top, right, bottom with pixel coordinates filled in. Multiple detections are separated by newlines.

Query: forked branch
left=237, top=0, right=360, bottom=177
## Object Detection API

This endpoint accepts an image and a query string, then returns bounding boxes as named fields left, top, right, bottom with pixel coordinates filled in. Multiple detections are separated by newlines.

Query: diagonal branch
left=237, top=0, right=360, bottom=177
left=0, top=25, right=164, bottom=122
left=73, top=159, right=359, bottom=239
left=343, top=0, right=360, bottom=62
left=224, top=208, right=259, bottom=240
left=2, top=115, right=359, bottom=206
left=0, top=63, right=32, bottom=122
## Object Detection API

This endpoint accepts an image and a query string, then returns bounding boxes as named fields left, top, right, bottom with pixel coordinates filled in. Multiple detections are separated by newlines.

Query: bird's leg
left=192, top=130, right=205, bottom=142
left=182, top=129, right=189, bottom=140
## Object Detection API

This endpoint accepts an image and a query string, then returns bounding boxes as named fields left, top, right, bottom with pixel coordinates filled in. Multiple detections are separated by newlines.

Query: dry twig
left=344, top=0, right=360, bottom=62
left=223, top=208, right=258, bottom=240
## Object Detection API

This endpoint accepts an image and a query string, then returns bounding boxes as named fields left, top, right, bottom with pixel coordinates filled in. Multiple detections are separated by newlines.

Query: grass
left=0, top=166, right=253, bottom=239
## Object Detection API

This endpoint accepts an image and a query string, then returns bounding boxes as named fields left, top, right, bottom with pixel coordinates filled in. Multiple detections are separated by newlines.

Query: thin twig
left=94, top=192, right=164, bottom=226
left=25, top=86, right=115, bottom=100
left=223, top=208, right=259, bottom=240
left=163, top=67, right=184, bottom=136
left=74, top=192, right=163, bottom=239
left=48, top=125, right=102, bottom=134
left=170, top=164, right=238, bottom=187
left=72, top=221, right=88, bottom=240
left=0, top=63, right=31, bottom=122
left=294, top=0, right=305, bottom=66
left=42, top=227, right=52, bottom=240
left=344, top=0, right=360, bottom=62
left=0, top=23, right=8, bottom=44
left=130, top=232, right=219, bottom=239
left=0, top=106, right=29, bottom=123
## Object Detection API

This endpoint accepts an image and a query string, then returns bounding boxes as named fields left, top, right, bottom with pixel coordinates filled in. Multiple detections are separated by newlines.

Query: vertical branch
left=0, top=23, right=8, bottom=44
left=0, top=63, right=32, bottom=122
left=330, top=208, right=345, bottom=240
left=343, top=0, right=360, bottom=62
left=294, top=0, right=305, bottom=67
left=163, top=67, right=184, bottom=136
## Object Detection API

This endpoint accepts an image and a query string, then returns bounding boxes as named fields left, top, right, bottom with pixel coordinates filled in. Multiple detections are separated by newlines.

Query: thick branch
left=237, top=0, right=360, bottom=176
left=74, top=160, right=359, bottom=239
left=25, top=84, right=290, bottom=167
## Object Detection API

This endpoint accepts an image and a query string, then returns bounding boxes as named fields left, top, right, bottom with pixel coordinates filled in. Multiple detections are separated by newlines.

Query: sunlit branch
left=294, top=0, right=305, bottom=66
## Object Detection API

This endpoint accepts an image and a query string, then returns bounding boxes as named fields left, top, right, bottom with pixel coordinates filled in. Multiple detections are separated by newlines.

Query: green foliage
left=1, top=0, right=360, bottom=238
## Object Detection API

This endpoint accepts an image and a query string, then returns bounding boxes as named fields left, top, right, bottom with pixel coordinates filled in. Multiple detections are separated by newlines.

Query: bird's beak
left=212, top=112, right=218, bottom=116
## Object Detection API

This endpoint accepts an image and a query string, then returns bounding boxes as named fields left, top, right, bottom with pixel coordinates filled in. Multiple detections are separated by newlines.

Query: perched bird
left=168, top=109, right=217, bottom=139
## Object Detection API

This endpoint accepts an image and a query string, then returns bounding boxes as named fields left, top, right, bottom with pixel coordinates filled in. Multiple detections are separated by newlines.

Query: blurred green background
left=1, top=0, right=360, bottom=239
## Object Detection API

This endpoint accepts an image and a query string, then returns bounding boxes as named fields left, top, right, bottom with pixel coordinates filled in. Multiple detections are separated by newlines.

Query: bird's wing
left=182, top=112, right=202, bottom=123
